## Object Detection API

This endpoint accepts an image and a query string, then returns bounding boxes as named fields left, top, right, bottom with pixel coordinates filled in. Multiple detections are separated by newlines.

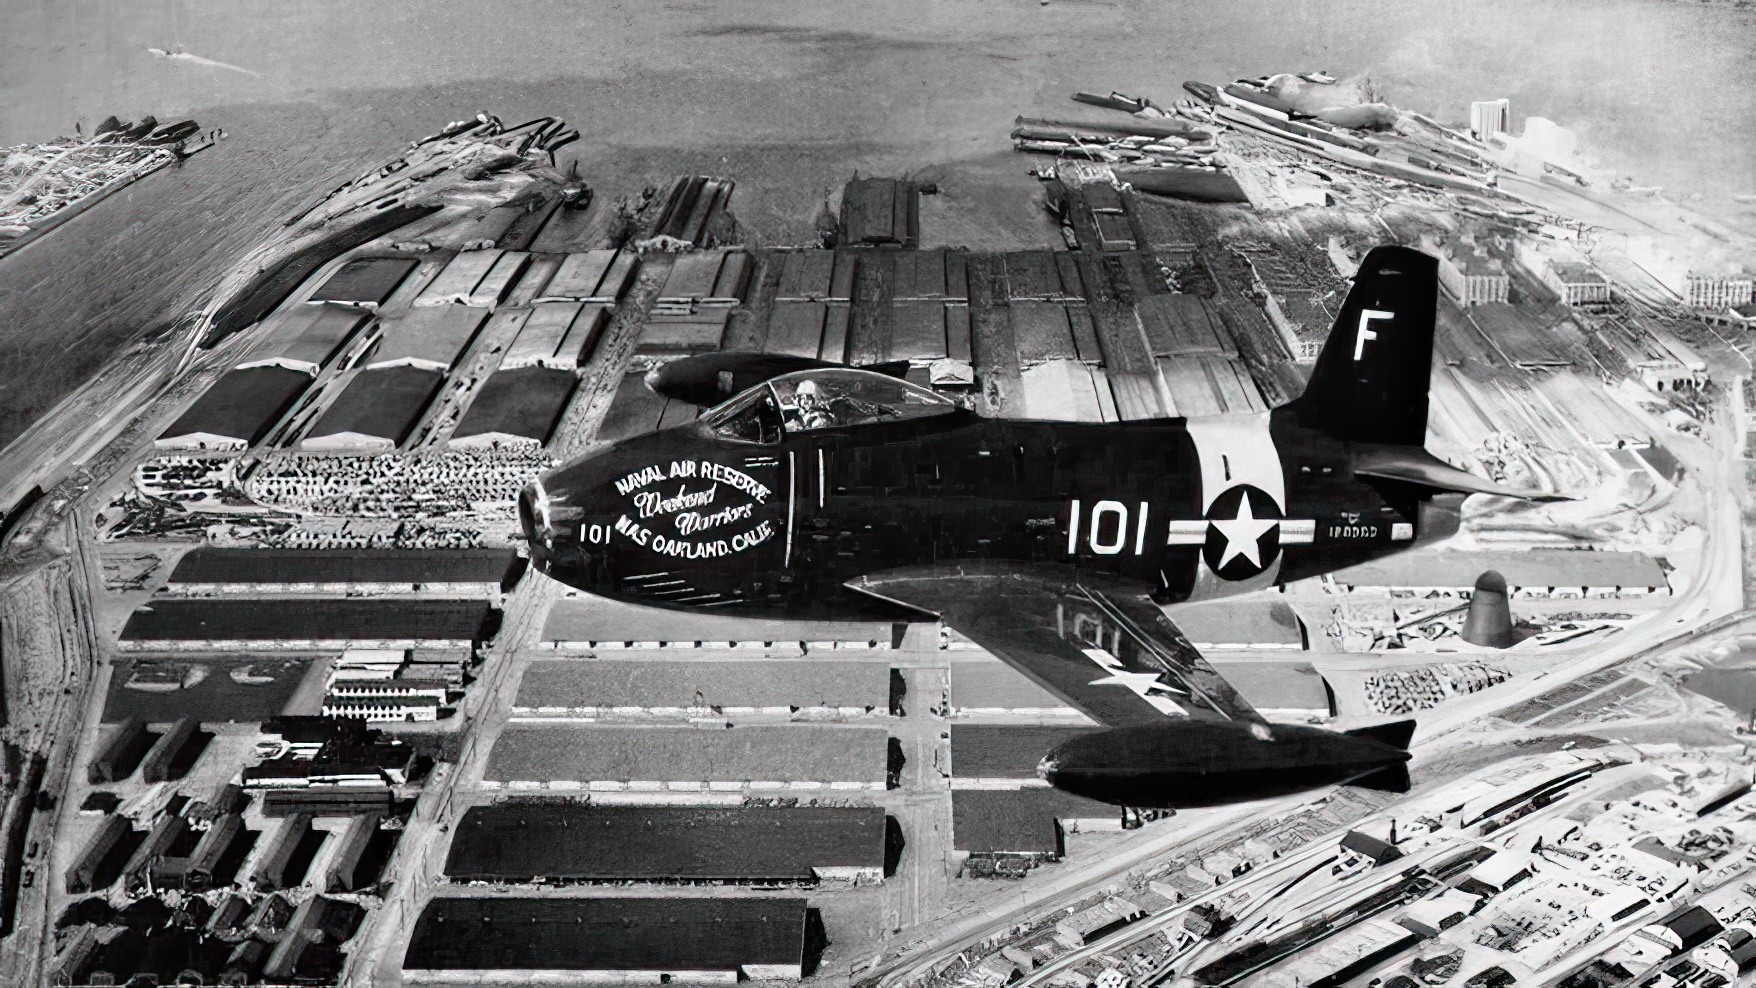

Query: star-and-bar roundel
left=1202, top=484, right=1283, bottom=580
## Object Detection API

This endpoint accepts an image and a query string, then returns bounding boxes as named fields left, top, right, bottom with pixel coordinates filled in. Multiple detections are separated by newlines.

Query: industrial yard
left=0, top=60, right=1752, bottom=988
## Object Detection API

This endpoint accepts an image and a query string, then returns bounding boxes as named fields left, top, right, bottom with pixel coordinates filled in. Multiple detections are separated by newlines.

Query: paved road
left=346, top=573, right=559, bottom=987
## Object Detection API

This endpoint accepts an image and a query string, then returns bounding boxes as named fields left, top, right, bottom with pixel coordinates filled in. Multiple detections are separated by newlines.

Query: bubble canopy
left=700, top=368, right=955, bottom=442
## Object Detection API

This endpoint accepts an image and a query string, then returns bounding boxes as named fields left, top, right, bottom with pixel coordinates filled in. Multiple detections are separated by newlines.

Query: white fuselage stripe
left=1183, top=412, right=1285, bottom=512
left=784, top=451, right=796, bottom=567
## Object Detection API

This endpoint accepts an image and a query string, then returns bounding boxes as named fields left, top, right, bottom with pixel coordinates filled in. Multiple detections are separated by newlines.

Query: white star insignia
left=1211, top=497, right=1279, bottom=570
left=1088, top=670, right=1182, bottom=694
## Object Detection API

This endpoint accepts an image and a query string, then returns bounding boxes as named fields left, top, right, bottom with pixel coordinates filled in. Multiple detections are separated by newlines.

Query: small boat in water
left=1113, top=165, right=1250, bottom=204
left=230, top=665, right=277, bottom=685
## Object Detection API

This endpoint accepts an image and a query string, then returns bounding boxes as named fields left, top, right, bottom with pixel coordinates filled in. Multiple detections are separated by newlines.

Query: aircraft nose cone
left=517, top=482, right=554, bottom=572
left=1035, top=755, right=1059, bottom=785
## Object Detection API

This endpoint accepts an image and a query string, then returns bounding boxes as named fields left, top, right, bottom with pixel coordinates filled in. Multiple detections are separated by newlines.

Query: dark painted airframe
left=520, top=246, right=1557, bottom=809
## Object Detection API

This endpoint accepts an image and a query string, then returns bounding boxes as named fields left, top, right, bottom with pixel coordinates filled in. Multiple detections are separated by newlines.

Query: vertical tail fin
left=1286, top=246, right=1439, bottom=446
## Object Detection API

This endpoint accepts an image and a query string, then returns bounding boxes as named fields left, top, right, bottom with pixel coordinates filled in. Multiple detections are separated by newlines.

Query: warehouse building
left=535, top=248, right=639, bottom=303
left=483, top=724, right=891, bottom=791
left=320, top=691, right=445, bottom=722
left=66, top=813, right=134, bottom=894
left=448, top=366, right=578, bottom=449
left=952, top=789, right=1119, bottom=878
left=642, top=250, right=751, bottom=355
left=1206, top=661, right=1335, bottom=721
left=154, top=367, right=313, bottom=451
left=947, top=652, right=1084, bottom=719
left=542, top=595, right=899, bottom=650
left=1328, top=548, right=1670, bottom=598
left=512, top=659, right=890, bottom=718
left=300, top=365, right=444, bottom=452
left=641, top=176, right=736, bottom=249
left=498, top=301, right=609, bottom=369
left=248, top=814, right=313, bottom=891
left=151, top=811, right=245, bottom=890
left=1172, top=599, right=1307, bottom=650
left=306, top=256, right=420, bottom=308
left=237, top=304, right=375, bottom=375
left=165, top=547, right=522, bottom=595
left=319, top=813, right=383, bottom=892
left=595, top=368, right=701, bottom=441
left=403, top=897, right=812, bottom=982
left=949, top=725, right=1098, bottom=786
left=117, top=597, right=497, bottom=648
left=260, top=787, right=393, bottom=818
left=445, top=804, right=888, bottom=883
left=770, top=248, right=858, bottom=303
left=122, top=811, right=189, bottom=892
left=1685, top=272, right=1754, bottom=311
left=841, top=177, right=920, bottom=247
left=367, top=304, right=491, bottom=372
left=766, top=301, right=854, bottom=362
left=137, top=717, right=203, bottom=783
left=87, top=717, right=153, bottom=784
left=416, top=250, right=530, bottom=309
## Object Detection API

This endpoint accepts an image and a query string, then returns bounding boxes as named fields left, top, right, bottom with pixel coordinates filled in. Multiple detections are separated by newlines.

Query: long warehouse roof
left=404, top=897, right=808, bottom=972
left=484, top=725, right=889, bottom=784
left=306, top=256, right=420, bottom=307
left=444, top=804, right=886, bottom=882
left=953, top=789, right=1118, bottom=854
left=950, top=725, right=1098, bottom=779
left=239, top=304, right=374, bottom=373
left=303, top=365, right=443, bottom=450
left=514, top=659, right=889, bottom=711
left=168, top=548, right=522, bottom=588
left=1329, top=548, right=1668, bottom=588
left=543, top=594, right=897, bottom=645
left=157, top=367, right=311, bottom=447
left=367, top=304, right=488, bottom=371
left=119, top=598, right=496, bottom=642
left=450, top=367, right=576, bottom=445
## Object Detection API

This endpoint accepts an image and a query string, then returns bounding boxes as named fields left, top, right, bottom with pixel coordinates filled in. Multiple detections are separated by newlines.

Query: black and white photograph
left=2, top=2, right=1755, bottom=986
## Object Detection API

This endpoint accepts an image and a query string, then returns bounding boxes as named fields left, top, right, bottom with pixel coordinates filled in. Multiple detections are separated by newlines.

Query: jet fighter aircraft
left=520, top=246, right=1555, bottom=808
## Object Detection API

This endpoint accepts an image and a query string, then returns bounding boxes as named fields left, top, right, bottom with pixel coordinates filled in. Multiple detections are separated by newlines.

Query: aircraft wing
left=846, top=571, right=1270, bottom=732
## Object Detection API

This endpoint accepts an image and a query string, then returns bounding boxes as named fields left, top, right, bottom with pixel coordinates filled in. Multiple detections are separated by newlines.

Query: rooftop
left=952, top=789, right=1118, bottom=854
left=307, top=256, right=420, bottom=307
left=449, top=366, right=577, bottom=445
left=543, top=594, right=897, bottom=645
left=950, top=725, right=1098, bottom=779
left=948, top=655, right=1075, bottom=712
left=303, top=365, right=443, bottom=449
left=119, top=598, right=496, bottom=642
left=157, top=367, right=311, bottom=447
left=485, top=724, right=890, bottom=784
left=404, top=897, right=808, bottom=972
left=444, top=804, right=886, bottom=882
left=169, top=547, right=521, bottom=588
left=1329, top=548, right=1668, bottom=589
left=515, top=659, right=889, bottom=711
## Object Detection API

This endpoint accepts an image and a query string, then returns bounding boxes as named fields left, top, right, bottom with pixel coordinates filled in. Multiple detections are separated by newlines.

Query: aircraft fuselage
left=521, top=406, right=1460, bottom=614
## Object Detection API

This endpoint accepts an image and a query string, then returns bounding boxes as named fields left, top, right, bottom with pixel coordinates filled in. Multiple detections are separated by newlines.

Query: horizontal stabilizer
left=1348, top=762, right=1412, bottom=794
left=1353, top=447, right=1572, bottom=502
left=1343, top=719, right=1416, bottom=751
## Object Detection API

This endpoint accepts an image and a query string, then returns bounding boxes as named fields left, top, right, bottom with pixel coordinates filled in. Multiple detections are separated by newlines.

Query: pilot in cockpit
left=791, top=379, right=837, bottom=430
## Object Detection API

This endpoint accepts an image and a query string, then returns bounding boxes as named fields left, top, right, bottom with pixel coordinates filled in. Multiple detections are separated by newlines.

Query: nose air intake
left=1035, top=755, right=1059, bottom=784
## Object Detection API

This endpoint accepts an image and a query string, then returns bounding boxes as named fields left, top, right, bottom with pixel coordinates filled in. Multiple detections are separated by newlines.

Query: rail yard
left=0, top=67, right=1753, bottom=988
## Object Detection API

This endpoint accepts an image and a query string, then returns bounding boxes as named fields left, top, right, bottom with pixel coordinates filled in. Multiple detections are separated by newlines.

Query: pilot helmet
left=795, top=379, right=823, bottom=405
